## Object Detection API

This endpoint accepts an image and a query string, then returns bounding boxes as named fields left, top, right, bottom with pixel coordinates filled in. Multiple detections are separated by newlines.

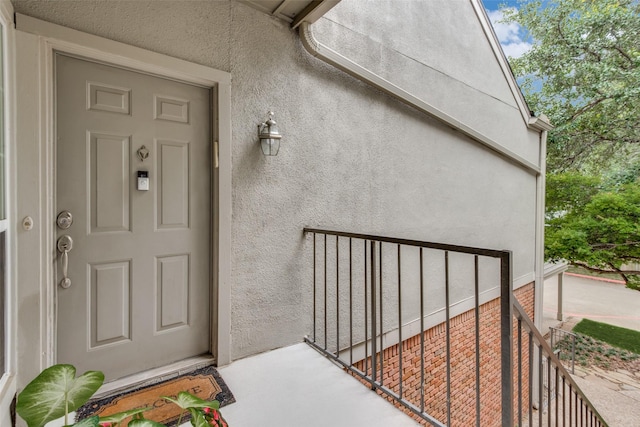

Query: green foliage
left=163, top=392, right=225, bottom=427
left=98, top=408, right=151, bottom=425
left=73, top=417, right=100, bottom=427
left=16, top=364, right=104, bottom=427
left=546, top=172, right=601, bottom=213
left=502, top=0, right=640, bottom=172
left=545, top=174, right=640, bottom=285
left=502, top=1, right=640, bottom=285
left=128, top=420, right=167, bottom=427
left=16, top=364, right=228, bottom=427
left=573, top=318, right=640, bottom=354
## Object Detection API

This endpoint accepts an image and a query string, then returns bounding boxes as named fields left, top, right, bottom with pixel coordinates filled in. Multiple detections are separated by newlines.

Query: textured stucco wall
left=12, top=0, right=541, bottom=361
left=314, top=0, right=541, bottom=165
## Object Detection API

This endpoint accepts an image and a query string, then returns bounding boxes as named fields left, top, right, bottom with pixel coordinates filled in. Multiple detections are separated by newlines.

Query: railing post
left=500, top=251, right=514, bottom=427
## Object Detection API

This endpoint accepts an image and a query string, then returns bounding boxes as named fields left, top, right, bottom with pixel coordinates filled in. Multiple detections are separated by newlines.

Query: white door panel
left=56, top=54, right=211, bottom=381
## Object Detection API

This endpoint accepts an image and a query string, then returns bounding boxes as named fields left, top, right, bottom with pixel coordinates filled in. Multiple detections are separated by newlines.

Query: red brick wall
left=354, top=283, right=535, bottom=427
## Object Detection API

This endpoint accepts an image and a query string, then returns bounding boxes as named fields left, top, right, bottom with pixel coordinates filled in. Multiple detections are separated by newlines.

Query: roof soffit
left=239, top=0, right=341, bottom=28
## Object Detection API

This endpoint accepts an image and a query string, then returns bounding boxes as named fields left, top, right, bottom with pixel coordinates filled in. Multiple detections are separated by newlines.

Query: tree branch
left=590, top=241, right=640, bottom=249
left=571, top=261, right=640, bottom=277
left=568, top=97, right=609, bottom=122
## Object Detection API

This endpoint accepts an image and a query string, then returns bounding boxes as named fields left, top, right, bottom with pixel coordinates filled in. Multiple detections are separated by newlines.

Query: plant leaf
left=128, top=419, right=166, bottom=427
left=188, top=408, right=210, bottom=427
left=99, top=407, right=151, bottom=424
left=16, top=364, right=104, bottom=427
left=161, top=391, right=219, bottom=410
left=71, top=416, right=100, bottom=427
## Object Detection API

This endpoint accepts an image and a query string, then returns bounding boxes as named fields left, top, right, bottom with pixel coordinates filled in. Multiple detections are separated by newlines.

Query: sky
left=482, top=0, right=534, bottom=59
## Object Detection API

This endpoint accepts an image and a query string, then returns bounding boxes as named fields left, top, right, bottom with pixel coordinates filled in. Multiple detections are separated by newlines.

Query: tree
left=502, top=0, right=640, bottom=288
left=545, top=174, right=640, bottom=289
left=502, top=0, right=640, bottom=172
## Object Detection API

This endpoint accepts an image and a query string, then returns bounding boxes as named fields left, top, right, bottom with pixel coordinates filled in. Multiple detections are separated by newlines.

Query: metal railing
left=303, top=228, right=512, bottom=426
left=550, top=327, right=577, bottom=374
left=513, top=300, right=608, bottom=426
left=303, top=228, right=609, bottom=427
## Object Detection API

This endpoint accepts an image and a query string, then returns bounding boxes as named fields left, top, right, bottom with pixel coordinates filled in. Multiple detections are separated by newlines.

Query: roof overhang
left=239, top=0, right=341, bottom=28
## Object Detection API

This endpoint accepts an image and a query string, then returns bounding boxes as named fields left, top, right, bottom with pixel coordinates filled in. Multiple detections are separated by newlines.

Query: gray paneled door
left=55, top=54, right=212, bottom=381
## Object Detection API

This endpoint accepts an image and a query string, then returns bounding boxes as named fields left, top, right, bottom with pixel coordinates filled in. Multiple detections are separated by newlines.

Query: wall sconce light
left=258, top=111, right=282, bottom=156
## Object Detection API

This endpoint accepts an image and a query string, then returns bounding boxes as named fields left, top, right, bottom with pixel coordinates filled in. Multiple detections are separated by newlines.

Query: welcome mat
left=76, top=365, right=235, bottom=426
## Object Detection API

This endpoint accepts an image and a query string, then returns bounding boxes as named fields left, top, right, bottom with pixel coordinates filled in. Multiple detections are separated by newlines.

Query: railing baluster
left=555, top=366, right=559, bottom=426
left=349, top=238, right=353, bottom=367
left=398, top=244, right=403, bottom=400
left=569, top=384, right=573, bottom=426
left=379, top=241, right=383, bottom=387
left=475, top=255, right=481, bottom=427
left=538, top=346, right=543, bottom=427
left=517, top=319, right=522, bottom=427
left=529, top=332, right=533, bottom=426
left=371, top=240, right=377, bottom=388
left=324, top=234, right=327, bottom=350
left=364, top=240, right=368, bottom=377
left=336, top=235, right=339, bottom=356
left=547, top=355, right=552, bottom=427
left=420, top=247, right=425, bottom=414
left=562, top=376, right=567, bottom=426
left=562, top=377, right=567, bottom=426
left=444, top=251, right=451, bottom=427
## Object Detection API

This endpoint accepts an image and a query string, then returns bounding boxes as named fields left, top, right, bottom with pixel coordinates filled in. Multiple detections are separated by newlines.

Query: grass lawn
left=573, top=318, right=640, bottom=354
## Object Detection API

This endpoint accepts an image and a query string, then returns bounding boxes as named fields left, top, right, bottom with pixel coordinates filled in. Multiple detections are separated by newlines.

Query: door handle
left=57, top=235, right=73, bottom=289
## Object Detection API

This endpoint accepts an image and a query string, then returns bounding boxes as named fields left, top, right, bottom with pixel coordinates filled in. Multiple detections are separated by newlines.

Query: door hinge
left=214, top=141, right=219, bottom=169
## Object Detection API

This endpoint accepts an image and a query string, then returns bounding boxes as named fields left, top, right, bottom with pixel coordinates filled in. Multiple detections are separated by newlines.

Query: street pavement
left=543, top=273, right=640, bottom=334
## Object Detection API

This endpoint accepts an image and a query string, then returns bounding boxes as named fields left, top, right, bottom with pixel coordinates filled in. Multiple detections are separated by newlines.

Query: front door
left=55, top=54, right=212, bottom=381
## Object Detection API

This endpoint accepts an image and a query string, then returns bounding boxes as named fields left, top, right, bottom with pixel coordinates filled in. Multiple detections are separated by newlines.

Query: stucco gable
left=309, top=0, right=541, bottom=166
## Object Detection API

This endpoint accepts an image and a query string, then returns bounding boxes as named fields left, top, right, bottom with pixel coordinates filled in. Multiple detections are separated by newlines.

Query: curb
left=565, top=272, right=626, bottom=285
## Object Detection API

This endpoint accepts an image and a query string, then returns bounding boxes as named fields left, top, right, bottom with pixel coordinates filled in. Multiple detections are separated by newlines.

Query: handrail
left=303, top=228, right=608, bottom=426
left=513, top=299, right=609, bottom=426
left=303, top=227, right=508, bottom=258
left=303, top=228, right=512, bottom=426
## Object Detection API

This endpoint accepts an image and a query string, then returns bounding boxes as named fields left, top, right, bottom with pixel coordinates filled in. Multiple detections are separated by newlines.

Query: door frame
left=16, top=13, right=232, bottom=372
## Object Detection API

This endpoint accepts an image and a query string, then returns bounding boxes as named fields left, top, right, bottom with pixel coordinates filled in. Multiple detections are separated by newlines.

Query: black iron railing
left=550, top=326, right=577, bottom=374
left=514, top=300, right=608, bottom=426
left=303, top=228, right=609, bottom=427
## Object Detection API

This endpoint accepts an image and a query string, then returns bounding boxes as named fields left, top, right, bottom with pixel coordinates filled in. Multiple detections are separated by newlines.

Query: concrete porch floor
left=217, top=343, right=421, bottom=427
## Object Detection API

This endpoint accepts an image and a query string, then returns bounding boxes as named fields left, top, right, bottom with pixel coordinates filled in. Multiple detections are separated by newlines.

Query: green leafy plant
left=16, top=364, right=104, bottom=427
left=16, top=364, right=228, bottom=427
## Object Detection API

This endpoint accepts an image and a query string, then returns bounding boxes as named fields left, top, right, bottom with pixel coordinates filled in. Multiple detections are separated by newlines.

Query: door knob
left=57, top=235, right=73, bottom=289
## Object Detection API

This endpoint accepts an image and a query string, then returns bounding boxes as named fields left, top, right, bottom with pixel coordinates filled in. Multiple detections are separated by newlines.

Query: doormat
left=76, top=365, right=235, bottom=426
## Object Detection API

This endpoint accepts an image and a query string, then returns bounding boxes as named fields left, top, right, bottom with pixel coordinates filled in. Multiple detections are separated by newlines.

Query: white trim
left=15, top=13, right=233, bottom=369
left=469, top=0, right=533, bottom=127
left=469, top=0, right=553, bottom=134
left=543, top=261, right=568, bottom=279
left=0, top=1, right=17, bottom=425
left=534, top=131, right=548, bottom=331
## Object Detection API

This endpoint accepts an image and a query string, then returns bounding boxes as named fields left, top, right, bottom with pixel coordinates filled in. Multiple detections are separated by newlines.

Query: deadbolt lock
left=56, top=211, right=73, bottom=229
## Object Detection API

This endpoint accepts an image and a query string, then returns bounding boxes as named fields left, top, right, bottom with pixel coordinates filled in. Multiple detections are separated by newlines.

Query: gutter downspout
left=299, top=22, right=540, bottom=175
